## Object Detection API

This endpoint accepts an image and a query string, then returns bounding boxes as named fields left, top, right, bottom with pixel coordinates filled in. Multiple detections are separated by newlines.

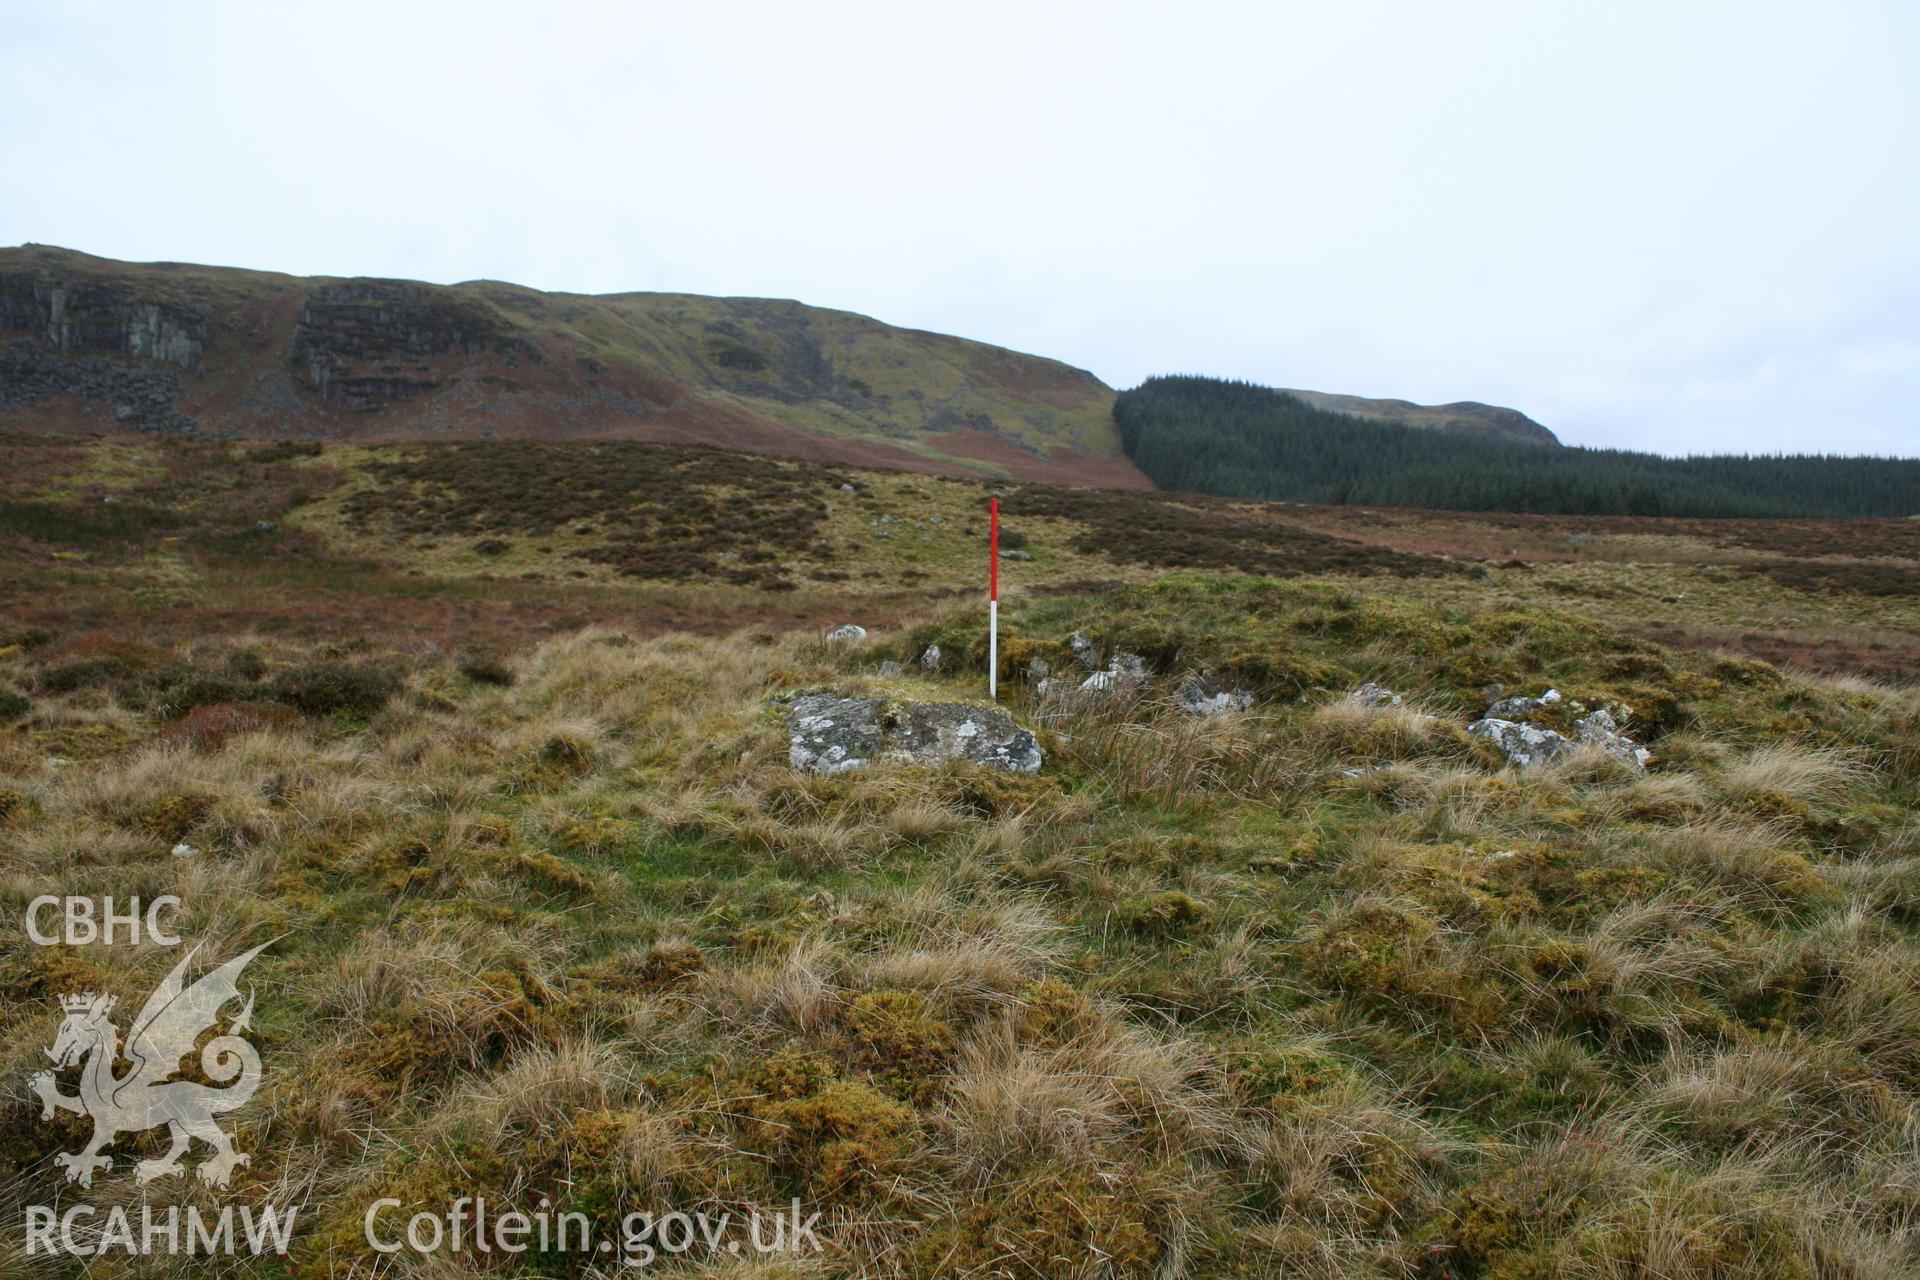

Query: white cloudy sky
left=4, top=1, right=1916, bottom=455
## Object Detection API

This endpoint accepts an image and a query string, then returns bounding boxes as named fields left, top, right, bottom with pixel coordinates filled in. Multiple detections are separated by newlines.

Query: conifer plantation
left=1117, top=376, right=1920, bottom=517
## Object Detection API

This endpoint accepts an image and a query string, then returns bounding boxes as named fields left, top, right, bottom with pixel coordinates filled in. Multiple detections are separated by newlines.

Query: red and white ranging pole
left=988, top=497, right=999, bottom=700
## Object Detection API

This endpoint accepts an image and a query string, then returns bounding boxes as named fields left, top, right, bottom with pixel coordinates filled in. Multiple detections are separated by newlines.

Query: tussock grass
left=2, top=574, right=1917, bottom=1278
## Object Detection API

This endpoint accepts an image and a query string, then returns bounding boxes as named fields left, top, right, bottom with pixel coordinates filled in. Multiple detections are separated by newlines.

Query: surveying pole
left=988, top=497, right=999, bottom=700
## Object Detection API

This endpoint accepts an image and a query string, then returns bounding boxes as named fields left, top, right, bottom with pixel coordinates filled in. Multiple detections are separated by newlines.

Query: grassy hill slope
left=1283, top=386, right=1561, bottom=444
left=0, top=245, right=1145, bottom=487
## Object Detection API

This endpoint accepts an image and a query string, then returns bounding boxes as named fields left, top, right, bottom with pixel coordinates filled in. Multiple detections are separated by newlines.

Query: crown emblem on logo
left=60, top=992, right=113, bottom=1014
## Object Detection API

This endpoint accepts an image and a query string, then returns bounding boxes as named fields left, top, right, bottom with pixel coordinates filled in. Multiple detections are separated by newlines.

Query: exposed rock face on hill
left=0, top=270, right=206, bottom=369
left=290, top=280, right=534, bottom=409
left=1283, top=387, right=1559, bottom=445
left=0, top=244, right=1145, bottom=488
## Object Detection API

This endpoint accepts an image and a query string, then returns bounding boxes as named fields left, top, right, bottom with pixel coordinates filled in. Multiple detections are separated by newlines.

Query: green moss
left=915, top=1169, right=1159, bottom=1279
left=845, top=989, right=957, bottom=1101
left=744, top=1063, right=916, bottom=1199
left=1119, top=890, right=1212, bottom=937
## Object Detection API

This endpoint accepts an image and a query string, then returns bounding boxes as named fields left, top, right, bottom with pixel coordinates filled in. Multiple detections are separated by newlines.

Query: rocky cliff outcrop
left=0, top=340, right=196, bottom=434
left=0, top=272, right=207, bottom=369
left=289, top=281, right=531, bottom=409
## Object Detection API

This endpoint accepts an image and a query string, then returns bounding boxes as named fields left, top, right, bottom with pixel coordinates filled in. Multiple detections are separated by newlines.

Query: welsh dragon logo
left=30, top=941, right=271, bottom=1190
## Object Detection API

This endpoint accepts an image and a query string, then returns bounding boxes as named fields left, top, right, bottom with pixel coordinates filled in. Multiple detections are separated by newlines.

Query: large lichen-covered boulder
left=787, top=693, right=1042, bottom=774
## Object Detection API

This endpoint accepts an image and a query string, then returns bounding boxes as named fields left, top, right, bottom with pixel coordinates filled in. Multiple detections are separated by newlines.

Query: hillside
left=0, top=245, right=1147, bottom=487
left=1282, top=386, right=1560, bottom=445
left=1117, top=376, right=1920, bottom=518
left=3, top=432, right=1918, bottom=1278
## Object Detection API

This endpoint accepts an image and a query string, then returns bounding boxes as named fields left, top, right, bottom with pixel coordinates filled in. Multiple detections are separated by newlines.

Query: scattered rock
left=1027, top=656, right=1051, bottom=681
left=1077, top=651, right=1149, bottom=695
left=253, top=519, right=276, bottom=533
left=0, top=337, right=196, bottom=437
left=825, top=624, right=868, bottom=645
left=171, top=842, right=197, bottom=858
left=876, top=660, right=903, bottom=678
left=1350, top=683, right=1403, bottom=708
left=919, top=645, right=941, bottom=672
left=1573, top=708, right=1652, bottom=768
left=1175, top=675, right=1254, bottom=716
left=1486, top=688, right=1560, bottom=720
left=1068, top=631, right=1101, bottom=671
left=787, top=693, right=1042, bottom=774
left=839, top=483, right=856, bottom=493
left=1002, top=548, right=1032, bottom=561
left=1471, top=706, right=1649, bottom=771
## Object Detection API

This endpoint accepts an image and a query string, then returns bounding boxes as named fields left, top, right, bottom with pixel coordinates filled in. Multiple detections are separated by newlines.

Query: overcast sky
left=4, top=1, right=1916, bottom=455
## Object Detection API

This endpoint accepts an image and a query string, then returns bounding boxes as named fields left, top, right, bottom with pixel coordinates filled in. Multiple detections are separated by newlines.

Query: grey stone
left=787, top=693, right=1042, bottom=774
left=1002, top=548, right=1032, bottom=561
left=1471, top=708, right=1648, bottom=772
left=1027, top=656, right=1051, bottom=681
left=919, top=644, right=941, bottom=672
left=1350, top=683, right=1403, bottom=708
left=1468, top=718, right=1577, bottom=768
left=825, top=624, right=868, bottom=645
left=1068, top=631, right=1101, bottom=671
left=1486, top=689, right=1560, bottom=721
left=1573, top=708, right=1651, bottom=769
left=1175, top=675, right=1254, bottom=716
left=875, top=661, right=903, bottom=678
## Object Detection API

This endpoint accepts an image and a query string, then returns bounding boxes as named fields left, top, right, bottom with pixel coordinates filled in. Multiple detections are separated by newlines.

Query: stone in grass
left=1485, top=688, right=1561, bottom=721
left=1175, top=675, right=1254, bottom=717
left=1068, top=631, right=1101, bottom=671
left=1469, top=718, right=1575, bottom=768
left=1574, top=708, right=1652, bottom=768
left=919, top=644, right=941, bottom=672
left=825, top=624, right=868, bottom=645
left=1077, top=651, right=1151, bottom=694
left=787, top=693, right=1042, bottom=774
left=1350, top=683, right=1403, bottom=708
left=1470, top=709, right=1648, bottom=771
